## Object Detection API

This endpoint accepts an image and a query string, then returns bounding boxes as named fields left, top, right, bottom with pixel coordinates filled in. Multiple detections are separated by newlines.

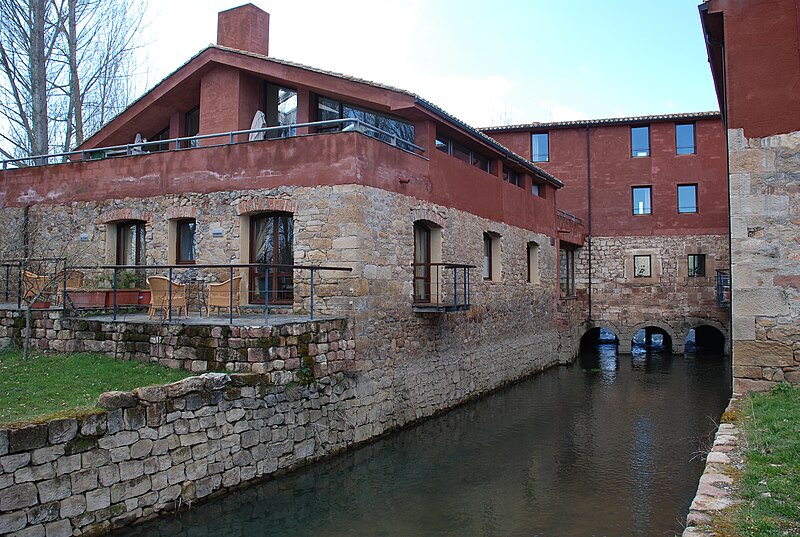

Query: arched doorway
left=685, top=325, right=726, bottom=354
left=631, top=326, right=673, bottom=353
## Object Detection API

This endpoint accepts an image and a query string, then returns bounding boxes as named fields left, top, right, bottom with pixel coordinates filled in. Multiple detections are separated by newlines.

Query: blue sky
left=140, top=0, right=718, bottom=127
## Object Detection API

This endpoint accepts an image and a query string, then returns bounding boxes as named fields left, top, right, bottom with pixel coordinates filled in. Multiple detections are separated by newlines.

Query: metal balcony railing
left=716, top=269, right=731, bottom=308
left=1, top=118, right=425, bottom=170
left=412, top=262, right=476, bottom=312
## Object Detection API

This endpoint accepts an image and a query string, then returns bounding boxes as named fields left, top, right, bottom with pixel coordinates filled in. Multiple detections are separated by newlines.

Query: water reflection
left=114, top=346, right=730, bottom=537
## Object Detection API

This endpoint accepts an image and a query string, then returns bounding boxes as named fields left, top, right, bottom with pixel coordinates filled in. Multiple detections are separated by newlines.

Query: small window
left=483, top=233, right=492, bottom=280
left=527, top=242, right=540, bottom=284
left=676, top=123, right=695, bottom=154
left=471, top=153, right=491, bottom=173
left=631, top=126, right=650, bottom=157
left=435, top=135, right=449, bottom=153
left=503, top=166, right=523, bottom=188
left=678, top=184, right=697, bottom=213
left=633, top=255, right=651, bottom=278
left=452, top=142, right=472, bottom=164
left=184, top=107, right=200, bottom=148
left=632, top=186, right=652, bottom=215
left=176, top=219, right=196, bottom=264
left=688, top=254, right=706, bottom=277
left=532, top=132, right=549, bottom=162
left=560, top=246, right=575, bottom=296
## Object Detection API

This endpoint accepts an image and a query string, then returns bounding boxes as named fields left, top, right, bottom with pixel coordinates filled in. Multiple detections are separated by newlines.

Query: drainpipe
left=586, top=126, right=592, bottom=319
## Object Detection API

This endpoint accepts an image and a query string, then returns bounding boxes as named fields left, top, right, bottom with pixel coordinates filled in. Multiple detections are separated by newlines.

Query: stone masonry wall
left=0, top=372, right=363, bottom=537
left=728, top=128, right=800, bottom=391
left=0, top=310, right=353, bottom=382
left=587, top=233, right=730, bottom=353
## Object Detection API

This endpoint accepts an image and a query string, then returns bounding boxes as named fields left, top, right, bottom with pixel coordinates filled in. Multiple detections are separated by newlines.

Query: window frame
left=184, top=106, right=200, bottom=148
left=675, top=122, right=696, bottom=155
left=527, top=242, right=540, bottom=284
left=483, top=233, right=492, bottom=281
left=531, top=132, right=549, bottom=162
left=631, top=125, right=650, bottom=157
left=175, top=218, right=197, bottom=265
left=688, top=254, right=706, bottom=277
left=633, top=255, right=652, bottom=278
left=116, top=220, right=145, bottom=266
left=677, top=183, right=698, bottom=213
left=436, top=132, right=493, bottom=174
left=632, top=186, right=653, bottom=215
left=559, top=246, right=576, bottom=297
left=503, top=166, right=523, bottom=188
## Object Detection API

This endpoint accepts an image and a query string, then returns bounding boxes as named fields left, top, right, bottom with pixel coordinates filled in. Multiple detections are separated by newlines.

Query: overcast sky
left=137, top=0, right=718, bottom=128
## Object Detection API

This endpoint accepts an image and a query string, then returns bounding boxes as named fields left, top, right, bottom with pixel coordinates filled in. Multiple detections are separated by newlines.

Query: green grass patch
left=735, top=383, right=800, bottom=536
left=0, top=352, right=190, bottom=427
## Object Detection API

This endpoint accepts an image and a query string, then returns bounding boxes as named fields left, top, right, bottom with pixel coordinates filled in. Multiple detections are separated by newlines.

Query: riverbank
left=684, top=384, right=800, bottom=536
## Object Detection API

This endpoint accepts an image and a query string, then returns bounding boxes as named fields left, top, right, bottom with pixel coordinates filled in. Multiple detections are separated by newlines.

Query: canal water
left=116, top=344, right=730, bottom=537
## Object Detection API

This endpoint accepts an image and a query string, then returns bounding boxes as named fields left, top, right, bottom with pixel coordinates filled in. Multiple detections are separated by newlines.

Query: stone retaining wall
left=0, top=372, right=362, bottom=536
left=0, top=310, right=354, bottom=381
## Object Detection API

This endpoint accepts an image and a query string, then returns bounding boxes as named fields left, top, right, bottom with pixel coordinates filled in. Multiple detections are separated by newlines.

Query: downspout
left=586, top=126, right=592, bottom=320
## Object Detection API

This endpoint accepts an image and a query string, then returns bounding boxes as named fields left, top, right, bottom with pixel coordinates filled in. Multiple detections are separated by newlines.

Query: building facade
left=701, top=0, right=800, bottom=391
left=484, top=114, right=730, bottom=353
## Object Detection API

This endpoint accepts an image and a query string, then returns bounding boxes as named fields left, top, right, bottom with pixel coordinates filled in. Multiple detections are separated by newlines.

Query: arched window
left=249, top=212, right=293, bottom=304
left=483, top=232, right=501, bottom=282
left=116, top=220, right=145, bottom=266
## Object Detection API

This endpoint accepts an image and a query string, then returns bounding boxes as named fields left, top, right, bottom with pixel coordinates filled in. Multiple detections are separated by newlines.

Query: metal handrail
left=63, top=262, right=352, bottom=324
left=412, top=262, right=476, bottom=311
left=557, top=210, right=584, bottom=226
left=1, top=118, right=425, bottom=169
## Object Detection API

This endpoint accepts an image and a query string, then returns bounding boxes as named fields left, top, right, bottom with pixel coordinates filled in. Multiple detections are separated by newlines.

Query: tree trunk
left=29, top=0, right=49, bottom=159
left=67, top=0, right=83, bottom=146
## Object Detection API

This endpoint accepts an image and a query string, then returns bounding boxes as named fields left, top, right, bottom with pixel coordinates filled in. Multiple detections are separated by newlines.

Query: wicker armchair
left=207, top=276, right=242, bottom=317
left=146, top=276, right=188, bottom=318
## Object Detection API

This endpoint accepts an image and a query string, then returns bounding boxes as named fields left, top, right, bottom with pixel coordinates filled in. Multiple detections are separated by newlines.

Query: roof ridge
left=480, top=111, right=722, bottom=131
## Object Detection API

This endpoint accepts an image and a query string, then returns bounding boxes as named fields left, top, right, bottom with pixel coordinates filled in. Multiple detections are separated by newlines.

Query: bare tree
left=0, top=0, right=146, bottom=161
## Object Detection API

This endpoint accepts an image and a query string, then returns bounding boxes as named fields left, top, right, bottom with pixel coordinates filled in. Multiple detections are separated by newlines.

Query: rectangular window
left=688, top=254, right=706, bottom=277
left=148, top=127, right=170, bottom=152
left=317, top=96, right=415, bottom=151
left=503, top=166, right=523, bottom=188
left=116, top=221, right=145, bottom=266
left=437, top=132, right=492, bottom=174
left=676, top=123, right=695, bottom=154
left=560, top=246, right=575, bottom=296
left=633, top=255, right=651, bottom=278
left=532, top=132, right=549, bottom=162
left=678, top=184, right=698, bottom=213
left=531, top=183, right=541, bottom=197
left=483, top=233, right=492, bottom=280
left=631, top=126, right=650, bottom=157
left=176, top=219, right=196, bottom=264
left=265, top=83, right=298, bottom=138
left=435, top=135, right=449, bottom=153
left=632, top=186, right=652, bottom=215
left=184, top=107, right=200, bottom=148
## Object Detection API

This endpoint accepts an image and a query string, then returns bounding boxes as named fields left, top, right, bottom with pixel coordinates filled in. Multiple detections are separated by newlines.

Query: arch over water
left=579, top=325, right=620, bottom=353
left=686, top=324, right=727, bottom=354
left=625, top=321, right=679, bottom=354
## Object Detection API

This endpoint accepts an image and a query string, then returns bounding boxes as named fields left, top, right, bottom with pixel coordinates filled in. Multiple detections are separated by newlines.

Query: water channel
left=116, top=341, right=730, bottom=537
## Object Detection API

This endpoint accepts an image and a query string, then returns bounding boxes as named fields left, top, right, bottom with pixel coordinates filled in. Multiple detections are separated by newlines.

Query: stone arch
left=235, top=197, right=296, bottom=216
left=409, top=206, right=446, bottom=228
left=164, top=206, right=197, bottom=220
left=579, top=321, right=622, bottom=352
left=97, top=208, right=152, bottom=224
left=686, top=320, right=729, bottom=354
left=624, top=321, right=680, bottom=355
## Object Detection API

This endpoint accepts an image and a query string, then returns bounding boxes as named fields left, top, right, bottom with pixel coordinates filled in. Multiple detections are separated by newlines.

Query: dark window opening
left=436, top=133, right=492, bottom=173
left=117, top=221, right=145, bottom=266
left=264, top=83, right=297, bottom=138
left=176, top=219, right=196, bottom=264
left=148, top=127, right=170, bottom=152
left=413, top=222, right=432, bottom=303
left=503, top=166, right=523, bottom=188
left=631, top=126, right=650, bottom=157
left=560, top=246, right=576, bottom=296
left=184, top=107, right=200, bottom=148
left=483, top=233, right=492, bottom=280
left=250, top=213, right=293, bottom=305
left=688, top=254, right=706, bottom=277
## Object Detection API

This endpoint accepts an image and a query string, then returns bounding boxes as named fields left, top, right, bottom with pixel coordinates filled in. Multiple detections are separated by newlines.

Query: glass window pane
left=632, top=187, right=652, bottom=215
left=634, top=255, right=651, bottom=277
left=178, top=221, right=196, bottom=263
left=532, top=133, right=549, bottom=162
left=631, top=126, right=650, bottom=157
left=688, top=254, right=706, bottom=277
left=452, top=143, right=471, bottom=164
left=676, top=123, right=695, bottom=154
left=318, top=97, right=341, bottom=122
left=678, top=184, right=697, bottom=213
left=483, top=235, right=491, bottom=279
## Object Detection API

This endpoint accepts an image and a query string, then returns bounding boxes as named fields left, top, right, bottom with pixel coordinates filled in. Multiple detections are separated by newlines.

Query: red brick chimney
left=217, top=4, right=270, bottom=56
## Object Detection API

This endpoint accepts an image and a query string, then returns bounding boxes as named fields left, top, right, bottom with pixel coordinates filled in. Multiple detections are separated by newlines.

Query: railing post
left=168, top=267, right=173, bottom=322
left=229, top=266, right=234, bottom=326
left=453, top=267, right=457, bottom=310
left=463, top=267, right=468, bottom=309
left=5, top=265, right=9, bottom=303
left=310, top=268, right=315, bottom=321
left=16, top=263, right=22, bottom=309
left=112, top=268, right=118, bottom=321
left=229, top=132, right=235, bottom=144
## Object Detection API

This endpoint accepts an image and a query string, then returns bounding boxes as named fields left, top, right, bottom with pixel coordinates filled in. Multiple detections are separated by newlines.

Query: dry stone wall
left=728, top=128, right=800, bottom=391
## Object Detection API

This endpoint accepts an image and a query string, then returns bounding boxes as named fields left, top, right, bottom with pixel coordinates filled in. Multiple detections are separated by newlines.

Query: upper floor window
left=688, top=254, right=706, bottom=277
left=184, top=107, right=200, bottom=148
left=631, top=126, right=650, bottom=157
left=265, top=83, right=298, bottom=138
left=117, top=221, right=145, bottom=266
left=149, top=127, right=170, bottom=152
left=436, top=133, right=492, bottom=173
left=317, top=96, right=415, bottom=151
left=176, top=219, right=196, bottom=264
left=676, top=123, right=695, bottom=154
left=678, top=184, right=698, bottom=213
left=532, top=132, right=549, bottom=162
left=632, top=186, right=652, bottom=215
left=503, top=166, right=523, bottom=188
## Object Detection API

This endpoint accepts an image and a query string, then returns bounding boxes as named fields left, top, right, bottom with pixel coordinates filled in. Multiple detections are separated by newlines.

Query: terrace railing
left=0, top=257, right=67, bottom=308
left=62, top=263, right=352, bottom=325
left=1, top=118, right=425, bottom=170
left=412, top=262, right=476, bottom=312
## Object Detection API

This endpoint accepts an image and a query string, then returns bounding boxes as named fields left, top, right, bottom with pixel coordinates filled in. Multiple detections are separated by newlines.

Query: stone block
left=44, top=519, right=71, bottom=537
left=734, top=377, right=776, bottom=394
left=86, top=488, right=110, bottom=512
left=47, top=419, right=77, bottom=445
left=81, top=449, right=110, bottom=468
left=9, top=424, right=48, bottom=453
left=27, top=501, right=60, bottom=524
left=119, top=460, right=144, bottom=481
left=0, top=482, right=38, bottom=510
left=0, top=431, right=7, bottom=457
left=79, top=413, right=107, bottom=437
left=0, top=511, right=26, bottom=533
left=130, top=439, right=153, bottom=459
left=70, top=468, right=98, bottom=494
left=98, top=391, right=137, bottom=410
left=30, top=445, right=65, bottom=465
left=733, top=288, right=789, bottom=316
left=55, top=454, right=81, bottom=476
left=135, top=386, right=166, bottom=403
left=734, top=341, right=793, bottom=367
left=36, top=476, right=71, bottom=503
left=123, top=407, right=147, bottom=430
left=1, top=452, right=31, bottom=473
left=15, top=462, right=55, bottom=483
left=59, top=494, right=86, bottom=518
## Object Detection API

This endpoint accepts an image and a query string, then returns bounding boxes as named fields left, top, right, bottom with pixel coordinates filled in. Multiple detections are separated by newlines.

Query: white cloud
left=538, top=100, right=588, bottom=122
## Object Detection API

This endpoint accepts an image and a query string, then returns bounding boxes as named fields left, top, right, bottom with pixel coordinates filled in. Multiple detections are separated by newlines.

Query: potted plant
left=106, top=271, right=150, bottom=306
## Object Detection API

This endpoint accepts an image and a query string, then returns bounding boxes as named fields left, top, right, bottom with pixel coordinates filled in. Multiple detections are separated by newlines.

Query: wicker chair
left=22, top=271, right=52, bottom=302
left=146, top=276, right=188, bottom=318
left=207, top=276, right=242, bottom=317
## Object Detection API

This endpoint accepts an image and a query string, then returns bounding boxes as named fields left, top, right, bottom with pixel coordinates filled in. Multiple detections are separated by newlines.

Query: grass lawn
left=736, top=383, right=800, bottom=536
left=0, top=352, right=191, bottom=427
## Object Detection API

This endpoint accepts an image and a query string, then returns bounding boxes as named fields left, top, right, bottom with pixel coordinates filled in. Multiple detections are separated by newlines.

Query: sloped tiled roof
left=481, top=111, right=721, bottom=132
